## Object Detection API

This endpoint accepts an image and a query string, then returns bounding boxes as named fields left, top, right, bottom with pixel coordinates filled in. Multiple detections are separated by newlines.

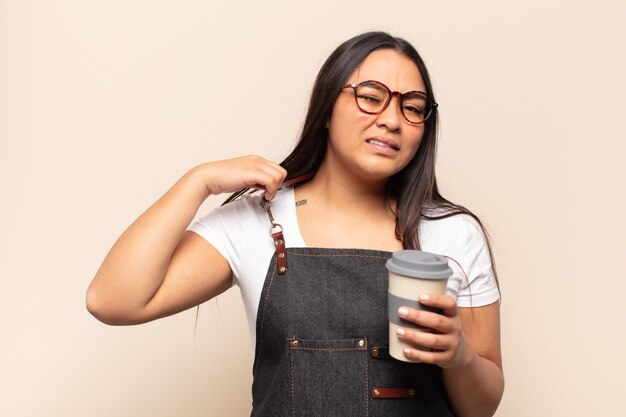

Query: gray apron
left=249, top=198, right=455, bottom=416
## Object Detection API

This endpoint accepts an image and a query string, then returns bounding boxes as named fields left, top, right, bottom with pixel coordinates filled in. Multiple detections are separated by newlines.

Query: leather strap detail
left=369, top=346, right=392, bottom=360
left=371, top=387, right=416, bottom=399
left=280, top=171, right=316, bottom=188
left=260, top=171, right=316, bottom=276
left=272, top=230, right=287, bottom=275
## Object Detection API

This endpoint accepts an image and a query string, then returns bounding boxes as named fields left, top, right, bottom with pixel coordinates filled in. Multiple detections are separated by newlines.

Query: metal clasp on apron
left=260, top=197, right=288, bottom=275
left=258, top=172, right=316, bottom=276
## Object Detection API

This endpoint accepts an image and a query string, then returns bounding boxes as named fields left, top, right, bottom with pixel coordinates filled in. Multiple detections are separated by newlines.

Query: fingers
left=418, top=293, right=458, bottom=317
left=395, top=293, right=463, bottom=367
left=396, top=325, right=457, bottom=353
left=253, top=160, right=287, bottom=201
left=399, top=342, right=459, bottom=366
left=199, top=156, right=287, bottom=198
left=398, top=294, right=457, bottom=333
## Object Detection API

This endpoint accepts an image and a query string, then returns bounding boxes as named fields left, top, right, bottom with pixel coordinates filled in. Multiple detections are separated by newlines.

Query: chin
left=356, top=163, right=406, bottom=182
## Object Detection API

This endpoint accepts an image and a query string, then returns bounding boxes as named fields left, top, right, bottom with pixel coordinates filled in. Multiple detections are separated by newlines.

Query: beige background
left=1, top=0, right=625, bottom=416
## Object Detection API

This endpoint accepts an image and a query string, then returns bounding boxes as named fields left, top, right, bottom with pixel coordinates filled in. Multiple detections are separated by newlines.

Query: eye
left=402, top=93, right=428, bottom=116
left=357, top=94, right=383, bottom=104
left=402, top=104, right=426, bottom=115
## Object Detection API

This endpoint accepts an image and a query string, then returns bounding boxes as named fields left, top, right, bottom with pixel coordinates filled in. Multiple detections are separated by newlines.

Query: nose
left=375, top=94, right=402, bottom=132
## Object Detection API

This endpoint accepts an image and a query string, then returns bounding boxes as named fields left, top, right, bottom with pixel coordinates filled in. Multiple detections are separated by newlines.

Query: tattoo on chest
left=295, top=199, right=308, bottom=207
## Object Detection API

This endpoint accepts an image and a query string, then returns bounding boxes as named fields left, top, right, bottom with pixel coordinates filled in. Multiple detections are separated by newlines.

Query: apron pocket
left=288, top=337, right=369, bottom=417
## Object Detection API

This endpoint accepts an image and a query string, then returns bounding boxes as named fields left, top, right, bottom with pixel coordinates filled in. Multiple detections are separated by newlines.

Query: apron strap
left=259, top=172, right=315, bottom=275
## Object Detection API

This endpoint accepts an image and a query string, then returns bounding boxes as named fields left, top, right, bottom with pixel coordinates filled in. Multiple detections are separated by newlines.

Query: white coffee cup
left=386, top=250, right=452, bottom=362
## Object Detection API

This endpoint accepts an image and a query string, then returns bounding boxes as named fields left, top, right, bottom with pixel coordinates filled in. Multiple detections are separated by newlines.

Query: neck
left=296, top=160, right=392, bottom=214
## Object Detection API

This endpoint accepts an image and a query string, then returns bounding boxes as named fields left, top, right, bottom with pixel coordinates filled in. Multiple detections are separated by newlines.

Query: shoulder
left=188, top=192, right=264, bottom=255
left=420, top=212, right=499, bottom=306
left=192, top=188, right=294, bottom=235
left=209, top=192, right=263, bottom=219
left=188, top=188, right=295, bottom=284
left=420, top=212, right=486, bottom=250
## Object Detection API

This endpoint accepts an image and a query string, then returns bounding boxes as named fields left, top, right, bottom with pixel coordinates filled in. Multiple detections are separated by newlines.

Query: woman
left=87, top=32, right=504, bottom=417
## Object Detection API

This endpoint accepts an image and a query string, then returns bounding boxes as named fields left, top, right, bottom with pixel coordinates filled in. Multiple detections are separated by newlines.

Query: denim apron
left=249, top=196, right=455, bottom=417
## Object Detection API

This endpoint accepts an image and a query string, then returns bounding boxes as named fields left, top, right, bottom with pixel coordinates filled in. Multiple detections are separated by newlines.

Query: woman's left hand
left=396, top=293, right=474, bottom=369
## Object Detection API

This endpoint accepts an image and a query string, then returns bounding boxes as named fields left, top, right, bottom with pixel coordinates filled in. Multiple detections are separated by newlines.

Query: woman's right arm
left=86, top=156, right=287, bottom=325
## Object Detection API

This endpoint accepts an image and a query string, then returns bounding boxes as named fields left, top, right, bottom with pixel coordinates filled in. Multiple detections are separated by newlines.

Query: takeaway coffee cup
left=386, top=250, right=453, bottom=362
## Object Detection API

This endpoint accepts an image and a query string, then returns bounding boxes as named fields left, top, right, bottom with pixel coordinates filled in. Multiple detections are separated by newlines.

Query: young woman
left=87, top=32, right=504, bottom=417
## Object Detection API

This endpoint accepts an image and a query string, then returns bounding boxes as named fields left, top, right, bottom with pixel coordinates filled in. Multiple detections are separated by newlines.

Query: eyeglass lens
left=355, top=81, right=429, bottom=124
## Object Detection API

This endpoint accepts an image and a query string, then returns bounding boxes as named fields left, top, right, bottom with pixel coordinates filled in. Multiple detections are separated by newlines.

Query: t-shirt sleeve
left=187, top=198, right=255, bottom=287
left=421, top=213, right=500, bottom=307
left=449, top=216, right=500, bottom=307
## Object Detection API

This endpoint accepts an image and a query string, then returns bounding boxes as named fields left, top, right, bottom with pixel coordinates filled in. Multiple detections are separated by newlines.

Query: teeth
left=369, top=139, right=389, bottom=147
left=367, top=139, right=397, bottom=149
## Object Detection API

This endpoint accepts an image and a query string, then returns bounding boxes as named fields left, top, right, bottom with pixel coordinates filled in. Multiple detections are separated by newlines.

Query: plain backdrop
left=1, top=1, right=625, bottom=416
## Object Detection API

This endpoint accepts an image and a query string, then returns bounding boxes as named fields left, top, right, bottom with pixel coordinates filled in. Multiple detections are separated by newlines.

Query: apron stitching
left=291, top=347, right=366, bottom=352
left=365, top=346, right=369, bottom=417
left=254, top=260, right=278, bottom=375
left=290, top=344, right=296, bottom=417
left=290, top=253, right=389, bottom=260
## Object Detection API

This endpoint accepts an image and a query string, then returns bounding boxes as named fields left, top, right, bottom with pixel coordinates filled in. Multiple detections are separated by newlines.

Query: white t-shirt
left=189, top=187, right=500, bottom=345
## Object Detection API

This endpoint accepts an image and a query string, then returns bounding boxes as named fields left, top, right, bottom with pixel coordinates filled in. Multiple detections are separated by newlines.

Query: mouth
left=365, top=137, right=400, bottom=151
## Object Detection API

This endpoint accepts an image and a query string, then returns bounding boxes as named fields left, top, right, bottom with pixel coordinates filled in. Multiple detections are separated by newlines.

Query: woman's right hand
left=192, top=155, right=287, bottom=201
left=86, top=155, right=286, bottom=325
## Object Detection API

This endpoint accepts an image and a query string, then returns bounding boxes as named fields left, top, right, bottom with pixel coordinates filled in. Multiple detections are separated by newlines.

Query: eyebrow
left=361, top=83, right=387, bottom=94
left=355, top=80, right=428, bottom=97
left=402, top=91, right=428, bottom=99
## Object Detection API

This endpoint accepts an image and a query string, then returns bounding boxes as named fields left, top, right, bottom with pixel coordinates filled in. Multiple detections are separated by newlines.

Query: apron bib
left=250, top=247, right=455, bottom=417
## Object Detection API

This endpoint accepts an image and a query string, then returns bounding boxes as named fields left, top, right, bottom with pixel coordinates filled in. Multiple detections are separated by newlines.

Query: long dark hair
left=227, top=31, right=498, bottom=284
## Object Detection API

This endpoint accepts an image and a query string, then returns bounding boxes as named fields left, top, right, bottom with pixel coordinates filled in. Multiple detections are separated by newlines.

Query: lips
left=366, top=137, right=400, bottom=151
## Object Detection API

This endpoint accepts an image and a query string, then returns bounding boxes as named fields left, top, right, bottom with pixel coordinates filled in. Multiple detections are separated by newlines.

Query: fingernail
left=398, top=307, right=409, bottom=316
left=419, top=294, right=430, bottom=301
left=396, top=327, right=405, bottom=336
left=403, top=347, right=412, bottom=356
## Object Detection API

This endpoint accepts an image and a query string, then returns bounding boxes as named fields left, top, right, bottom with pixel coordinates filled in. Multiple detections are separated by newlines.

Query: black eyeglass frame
left=342, top=80, right=438, bottom=125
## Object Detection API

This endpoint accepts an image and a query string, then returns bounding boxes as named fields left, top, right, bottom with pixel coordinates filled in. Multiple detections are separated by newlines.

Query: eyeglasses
left=342, top=80, right=438, bottom=125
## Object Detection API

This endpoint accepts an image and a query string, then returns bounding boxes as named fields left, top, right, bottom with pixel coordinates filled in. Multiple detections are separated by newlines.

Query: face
left=326, top=49, right=426, bottom=183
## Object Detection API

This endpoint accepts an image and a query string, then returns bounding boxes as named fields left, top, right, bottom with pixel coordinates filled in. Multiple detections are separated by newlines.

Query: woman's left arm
left=396, top=295, right=504, bottom=417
